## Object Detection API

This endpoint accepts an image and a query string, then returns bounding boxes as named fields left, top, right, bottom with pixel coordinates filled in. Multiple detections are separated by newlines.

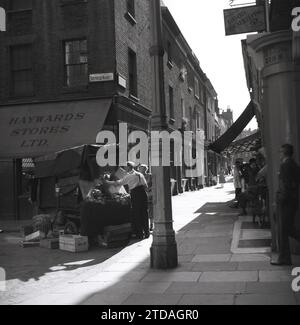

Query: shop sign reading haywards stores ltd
left=0, top=99, right=112, bottom=158
left=224, top=5, right=266, bottom=36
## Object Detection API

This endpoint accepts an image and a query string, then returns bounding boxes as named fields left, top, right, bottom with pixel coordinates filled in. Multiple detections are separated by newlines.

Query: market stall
left=30, top=144, right=132, bottom=247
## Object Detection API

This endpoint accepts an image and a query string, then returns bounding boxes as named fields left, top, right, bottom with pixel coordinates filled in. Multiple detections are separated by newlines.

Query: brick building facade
left=0, top=0, right=219, bottom=220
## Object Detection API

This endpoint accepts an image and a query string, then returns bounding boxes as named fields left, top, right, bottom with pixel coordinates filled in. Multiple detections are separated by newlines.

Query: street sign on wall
left=224, top=5, right=266, bottom=36
left=0, top=7, right=6, bottom=32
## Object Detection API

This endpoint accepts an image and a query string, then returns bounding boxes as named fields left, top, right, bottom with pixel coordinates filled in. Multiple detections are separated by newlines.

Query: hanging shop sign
left=224, top=5, right=266, bottom=36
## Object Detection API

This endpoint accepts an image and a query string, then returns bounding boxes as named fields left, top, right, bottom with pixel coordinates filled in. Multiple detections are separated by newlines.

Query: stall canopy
left=223, top=131, right=261, bottom=155
left=209, top=101, right=255, bottom=154
left=0, top=98, right=112, bottom=158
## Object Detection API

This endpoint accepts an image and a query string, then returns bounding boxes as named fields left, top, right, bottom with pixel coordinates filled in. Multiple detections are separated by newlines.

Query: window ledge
left=7, top=9, right=32, bottom=14
left=167, top=60, right=174, bottom=69
left=125, top=12, right=137, bottom=26
left=60, top=0, right=88, bottom=7
left=129, top=94, right=140, bottom=102
left=169, top=118, right=175, bottom=125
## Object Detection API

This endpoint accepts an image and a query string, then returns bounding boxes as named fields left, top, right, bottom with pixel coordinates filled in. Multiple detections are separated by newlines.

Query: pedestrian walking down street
left=271, top=144, right=300, bottom=266
left=218, top=168, right=226, bottom=188
left=230, top=160, right=242, bottom=208
left=104, top=162, right=150, bottom=240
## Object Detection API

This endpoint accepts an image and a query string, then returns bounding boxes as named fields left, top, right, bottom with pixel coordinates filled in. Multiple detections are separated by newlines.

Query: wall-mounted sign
left=118, top=74, right=127, bottom=89
left=0, top=7, right=6, bottom=32
left=0, top=99, right=112, bottom=158
left=224, top=5, right=266, bottom=36
left=89, top=73, right=114, bottom=83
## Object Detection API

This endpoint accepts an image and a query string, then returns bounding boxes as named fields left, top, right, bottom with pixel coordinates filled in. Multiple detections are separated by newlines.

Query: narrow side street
left=1, top=180, right=299, bottom=305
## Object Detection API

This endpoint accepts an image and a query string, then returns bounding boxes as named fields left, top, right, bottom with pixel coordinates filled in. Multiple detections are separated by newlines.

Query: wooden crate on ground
left=100, top=223, right=132, bottom=248
left=40, top=238, right=59, bottom=249
left=59, top=235, right=88, bottom=253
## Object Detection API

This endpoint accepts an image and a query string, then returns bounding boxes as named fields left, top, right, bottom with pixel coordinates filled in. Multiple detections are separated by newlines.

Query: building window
left=167, top=41, right=173, bottom=68
left=11, top=44, right=33, bottom=97
left=127, top=0, right=135, bottom=17
left=128, top=48, right=138, bottom=98
left=189, top=107, right=193, bottom=131
left=196, top=111, right=201, bottom=130
left=200, top=86, right=204, bottom=104
left=169, top=86, right=174, bottom=119
left=181, top=98, right=186, bottom=118
left=194, top=77, right=200, bottom=99
left=64, top=39, right=88, bottom=88
left=10, top=0, right=32, bottom=10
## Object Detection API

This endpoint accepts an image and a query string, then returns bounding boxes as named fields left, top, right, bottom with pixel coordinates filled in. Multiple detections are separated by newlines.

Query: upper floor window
left=64, top=39, right=88, bottom=87
left=10, top=44, right=33, bottom=96
left=181, top=98, right=186, bottom=118
left=10, top=0, right=32, bottom=11
left=127, top=0, right=135, bottom=17
left=167, top=41, right=173, bottom=68
left=128, top=48, right=138, bottom=98
left=189, top=107, right=194, bottom=132
left=194, top=77, right=200, bottom=99
left=169, top=86, right=174, bottom=119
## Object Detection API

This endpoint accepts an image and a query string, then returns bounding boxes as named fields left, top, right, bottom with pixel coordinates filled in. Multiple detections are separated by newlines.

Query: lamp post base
left=150, top=241, right=178, bottom=269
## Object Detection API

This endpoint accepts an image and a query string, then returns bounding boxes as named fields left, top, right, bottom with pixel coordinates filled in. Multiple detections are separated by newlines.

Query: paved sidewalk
left=1, top=181, right=300, bottom=305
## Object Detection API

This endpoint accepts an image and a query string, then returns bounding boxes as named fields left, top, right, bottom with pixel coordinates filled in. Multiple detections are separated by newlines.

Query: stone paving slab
left=82, top=271, right=148, bottom=283
left=165, top=282, right=246, bottom=295
left=191, top=262, right=238, bottom=272
left=192, top=254, right=232, bottom=263
left=141, top=271, right=202, bottom=283
left=235, top=294, right=297, bottom=305
left=121, top=294, right=182, bottom=305
left=199, top=271, right=258, bottom=282
left=179, top=294, right=235, bottom=305
left=81, top=293, right=132, bottom=305
left=245, top=282, right=294, bottom=294
left=238, top=261, right=292, bottom=271
left=259, top=270, right=293, bottom=282
left=230, top=254, right=270, bottom=262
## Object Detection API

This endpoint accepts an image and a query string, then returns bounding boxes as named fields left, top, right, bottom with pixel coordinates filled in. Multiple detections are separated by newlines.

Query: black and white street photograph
left=0, top=0, right=300, bottom=308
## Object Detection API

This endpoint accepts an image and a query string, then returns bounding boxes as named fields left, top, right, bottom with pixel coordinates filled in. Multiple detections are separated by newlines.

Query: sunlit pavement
left=1, top=180, right=300, bottom=305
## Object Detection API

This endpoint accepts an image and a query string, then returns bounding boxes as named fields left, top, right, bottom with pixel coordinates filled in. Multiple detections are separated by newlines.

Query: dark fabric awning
left=209, top=101, right=255, bottom=154
left=0, top=98, right=112, bottom=158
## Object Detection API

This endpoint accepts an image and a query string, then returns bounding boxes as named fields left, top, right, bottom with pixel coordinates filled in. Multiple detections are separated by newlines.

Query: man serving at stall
left=103, top=161, right=150, bottom=240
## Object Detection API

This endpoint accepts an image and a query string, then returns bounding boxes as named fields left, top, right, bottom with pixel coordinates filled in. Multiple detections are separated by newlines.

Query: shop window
left=128, top=48, right=138, bottom=98
left=10, top=0, right=32, bottom=10
left=10, top=44, right=34, bottom=97
left=64, top=39, right=88, bottom=87
left=194, top=77, right=200, bottom=99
